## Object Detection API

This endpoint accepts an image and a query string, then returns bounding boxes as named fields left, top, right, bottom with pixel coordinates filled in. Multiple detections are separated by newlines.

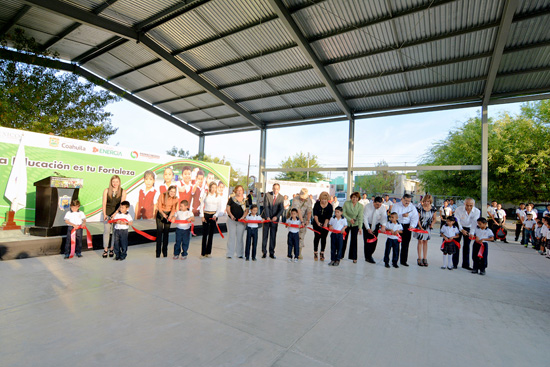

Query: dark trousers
left=342, top=226, right=359, bottom=260
left=515, top=223, right=524, bottom=242
left=114, top=229, right=129, bottom=259
left=453, top=227, right=471, bottom=268
left=156, top=211, right=171, bottom=257
left=287, top=232, right=299, bottom=259
left=262, top=221, right=278, bottom=256
left=313, top=225, right=329, bottom=253
left=174, top=228, right=191, bottom=256
left=245, top=227, right=258, bottom=259
left=472, top=241, right=488, bottom=271
left=384, top=238, right=400, bottom=265
left=363, top=224, right=380, bottom=260
left=64, top=227, right=82, bottom=255
left=201, top=213, right=216, bottom=256
left=330, top=233, right=344, bottom=261
left=399, top=224, right=411, bottom=265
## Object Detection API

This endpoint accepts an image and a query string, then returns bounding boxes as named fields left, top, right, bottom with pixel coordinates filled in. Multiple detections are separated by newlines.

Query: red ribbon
left=170, top=219, right=196, bottom=236
left=368, top=230, right=403, bottom=243
left=441, top=239, right=461, bottom=250
left=469, top=235, right=485, bottom=258
left=322, top=227, right=347, bottom=240
left=307, top=226, right=321, bottom=235
left=109, top=219, right=157, bottom=241
left=210, top=218, right=224, bottom=239
left=69, top=225, right=92, bottom=258
left=238, top=219, right=270, bottom=224
left=409, top=228, right=429, bottom=234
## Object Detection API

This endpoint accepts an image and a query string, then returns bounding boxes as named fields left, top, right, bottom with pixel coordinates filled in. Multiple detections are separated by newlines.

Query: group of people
left=63, top=174, right=550, bottom=273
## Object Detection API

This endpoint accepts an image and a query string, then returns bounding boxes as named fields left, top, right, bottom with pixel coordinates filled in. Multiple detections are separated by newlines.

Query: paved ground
left=2, top=229, right=549, bottom=367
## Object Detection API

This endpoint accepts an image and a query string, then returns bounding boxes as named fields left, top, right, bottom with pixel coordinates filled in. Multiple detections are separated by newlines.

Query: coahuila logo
left=131, top=151, right=138, bottom=159
left=61, top=142, right=86, bottom=152
left=93, top=146, right=122, bottom=156
left=49, top=137, right=59, bottom=147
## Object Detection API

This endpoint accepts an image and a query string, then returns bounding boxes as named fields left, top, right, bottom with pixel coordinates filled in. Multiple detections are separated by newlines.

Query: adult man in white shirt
left=362, top=197, right=388, bottom=264
left=391, top=194, right=419, bottom=266
left=454, top=198, right=481, bottom=270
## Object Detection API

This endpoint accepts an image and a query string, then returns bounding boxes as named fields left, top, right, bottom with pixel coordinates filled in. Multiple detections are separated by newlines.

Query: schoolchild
left=328, top=206, right=347, bottom=266
left=383, top=212, right=403, bottom=268
left=287, top=208, right=301, bottom=262
left=245, top=205, right=262, bottom=261
left=470, top=217, right=494, bottom=275
left=523, top=213, right=536, bottom=248
left=63, top=200, right=86, bottom=259
left=173, top=200, right=194, bottom=259
left=440, top=216, right=460, bottom=270
left=112, top=201, right=132, bottom=260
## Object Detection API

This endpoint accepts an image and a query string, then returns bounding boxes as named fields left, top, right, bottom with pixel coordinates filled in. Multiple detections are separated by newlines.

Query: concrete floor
left=2, top=229, right=550, bottom=367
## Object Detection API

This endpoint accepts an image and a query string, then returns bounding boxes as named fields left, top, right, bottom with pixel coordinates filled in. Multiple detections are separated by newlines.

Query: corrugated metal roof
left=0, top=0, right=549, bottom=134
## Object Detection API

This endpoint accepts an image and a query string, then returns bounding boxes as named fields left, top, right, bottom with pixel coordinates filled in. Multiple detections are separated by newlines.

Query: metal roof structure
left=1, top=0, right=550, bottom=138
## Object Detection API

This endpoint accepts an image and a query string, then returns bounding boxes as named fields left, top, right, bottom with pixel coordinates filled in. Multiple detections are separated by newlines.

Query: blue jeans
left=174, top=228, right=191, bottom=256
left=288, top=232, right=299, bottom=259
left=523, top=229, right=534, bottom=245
left=330, top=233, right=343, bottom=261
left=114, top=229, right=128, bottom=259
left=383, top=238, right=400, bottom=265
left=245, top=227, right=258, bottom=259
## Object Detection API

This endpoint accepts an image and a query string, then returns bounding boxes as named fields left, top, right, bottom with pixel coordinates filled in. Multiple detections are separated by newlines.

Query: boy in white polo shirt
left=245, top=205, right=262, bottom=261
left=112, top=201, right=133, bottom=261
left=64, top=200, right=86, bottom=259
left=471, top=217, right=494, bottom=275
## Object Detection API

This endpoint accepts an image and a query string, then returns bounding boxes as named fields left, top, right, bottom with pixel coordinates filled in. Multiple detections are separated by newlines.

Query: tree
left=420, top=107, right=550, bottom=202
left=0, top=29, right=120, bottom=143
left=355, top=160, right=397, bottom=195
left=192, top=153, right=247, bottom=188
left=276, top=152, right=325, bottom=182
left=166, top=146, right=190, bottom=158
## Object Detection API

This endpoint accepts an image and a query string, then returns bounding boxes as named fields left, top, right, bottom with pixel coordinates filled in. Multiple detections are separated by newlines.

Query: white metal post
left=198, top=134, right=205, bottom=157
left=347, top=118, right=355, bottom=198
left=259, top=128, right=267, bottom=194
left=481, top=105, right=489, bottom=217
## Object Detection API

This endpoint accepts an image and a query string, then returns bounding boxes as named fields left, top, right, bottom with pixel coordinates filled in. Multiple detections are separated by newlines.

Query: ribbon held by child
left=169, top=218, right=196, bottom=236
left=108, top=219, right=156, bottom=241
left=409, top=228, right=429, bottom=234
left=321, top=226, right=347, bottom=240
left=366, top=230, right=402, bottom=243
left=441, top=239, right=461, bottom=250
left=69, top=225, right=92, bottom=258
left=469, top=235, right=485, bottom=258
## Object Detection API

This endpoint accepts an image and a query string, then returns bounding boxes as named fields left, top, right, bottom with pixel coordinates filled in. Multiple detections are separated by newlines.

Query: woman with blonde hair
left=415, top=194, right=437, bottom=267
left=312, top=191, right=333, bottom=261
left=102, top=175, right=127, bottom=258
left=226, top=185, right=248, bottom=259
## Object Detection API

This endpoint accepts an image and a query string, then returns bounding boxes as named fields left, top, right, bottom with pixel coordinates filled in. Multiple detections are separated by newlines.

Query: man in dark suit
left=262, top=183, right=284, bottom=259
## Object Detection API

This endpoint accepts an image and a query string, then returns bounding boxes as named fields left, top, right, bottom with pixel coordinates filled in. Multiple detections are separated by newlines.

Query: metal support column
left=347, top=118, right=355, bottom=199
left=259, top=128, right=267, bottom=194
left=198, top=134, right=205, bottom=158
left=481, top=105, right=489, bottom=217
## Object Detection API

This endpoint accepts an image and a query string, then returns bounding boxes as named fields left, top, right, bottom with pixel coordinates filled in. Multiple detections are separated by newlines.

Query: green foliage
left=276, top=152, right=325, bottom=182
left=192, top=153, right=247, bottom=187
left=355, top=160, right=396, bottom=195
left=0, top=29, right=120, bottom=143
left=420, top=108, right=550, bottom=202
left=166, top=146, right=190, bottom=158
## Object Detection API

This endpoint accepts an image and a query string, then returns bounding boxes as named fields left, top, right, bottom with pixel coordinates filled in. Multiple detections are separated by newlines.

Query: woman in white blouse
left=199, top=181, right=224, bottom=258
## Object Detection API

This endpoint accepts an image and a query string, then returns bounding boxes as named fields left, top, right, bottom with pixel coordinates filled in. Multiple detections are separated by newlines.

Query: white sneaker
left=294, top=258, right=298, bottom=262
left=288, top=258, right=293, bottom=262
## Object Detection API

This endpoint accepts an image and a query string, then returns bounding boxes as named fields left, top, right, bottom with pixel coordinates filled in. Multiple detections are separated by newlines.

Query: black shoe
left=401, top=263, right=409, bottom=267
left=120, top=257, right=125, bottom=261
left=503, top=239, right=508, bottom=243
left=480, top=271, right=486, bottom=275
left=64, top=254, right=70, bottom=259
left=252, top=258, right=257, bottom=261
left=463, top=266, right=473, bottom=271
left=76, top=253, right=82, bottom=258
left=471, top=269, right=478, bottom=274
left=269, top=255, right=276, bottom=259
left=393, top=264, right=399, bottom=268
left=262, top=253, right=267, bottom=258
left=334, top=261, right=339, bottom=266
left=385, top=263, right=390, bottom=268
left=366, top=258, right=376, bottom=264
left=245, top=258, right=249, bottom=261
left=238, top=256, right=244, bottom=259
left=109, top=249, right=114, bottom=258
left=115, top=256, right=120, bottom=261
left=453, top=265, right=457, bottom=269
left=329, top=261, right=335, bottom=266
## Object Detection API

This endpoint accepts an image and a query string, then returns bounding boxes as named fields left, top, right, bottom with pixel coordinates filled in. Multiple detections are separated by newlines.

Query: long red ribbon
left=210, top=218, right=224, bottom=239
left=109, top=219, right=157, bottom=241
left=367, top=230, right=403, bottom=243
left=69, top=225, right=92, bottom=258
left=409, top=228, right=429, bottom=234
left=469, top=235, right=485, bottom=258
left=441, top=239, right=461, bottom=250
left=170, top=219, right=196, bottom=236
left=238, top=219, right=270, bottom=224
left=322, top=227, right=347, bottom=240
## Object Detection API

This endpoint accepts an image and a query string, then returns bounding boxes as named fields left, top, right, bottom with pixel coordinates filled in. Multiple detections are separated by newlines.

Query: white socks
left=443, top=254, right=453, bottom=267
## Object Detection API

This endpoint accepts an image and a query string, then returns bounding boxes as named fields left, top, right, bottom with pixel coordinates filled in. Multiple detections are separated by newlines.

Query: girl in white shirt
left=440, top=216, right=460, bottom=270
left=199, top=181, right=224, bottom=257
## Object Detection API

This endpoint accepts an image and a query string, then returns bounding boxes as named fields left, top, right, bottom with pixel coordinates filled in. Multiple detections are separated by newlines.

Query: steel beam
left=131, top=76, right=186, bottom=94
left=0, top=48, right=201, bottom=136
left=267, top=0, right=352, bottom=119
left=481, top=105, right=489, bottom=216
left=109, top=59, right=161, bottom=80
left=482, top=0, right=520, bottom=106
left=347, top=118, right=355, bottom=198
left=0, top=5, right=30, bottom=37
left=198, top=134, right=205, bottom=156
left=24, top=0, right=264, bottom=130
left=262, top=165, right=482, bottom=173
left=72, top=37, right=128, bottom=64
left=171, top=103, right=224, bottom=116
left=136, top=0, right=211, bottom=32
left=259, top=128, right=267, bottom=193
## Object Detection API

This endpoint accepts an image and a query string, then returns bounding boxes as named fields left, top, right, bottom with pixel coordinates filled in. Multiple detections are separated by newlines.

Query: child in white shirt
left=470, top=217, right=494, bottom=275
left=440, top=216, right=460, bottom=270
left=328, top=206, right=347, bottom=266
left=173, top=200, right=194, bottom=259
left=112, top=201, right=133, bottom=261
left=287, top=208, right=301, bottom=262
left=523, top=213, right=536, bottom=248
left=64, top=200, right=86, bottom=259
left=245, top=205, right=262, bottom=261
left=383, top=212, right=403, bottom=268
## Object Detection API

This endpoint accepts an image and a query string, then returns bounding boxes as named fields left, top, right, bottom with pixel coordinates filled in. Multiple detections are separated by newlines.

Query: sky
left=104, top=99, right=523, bottom=182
